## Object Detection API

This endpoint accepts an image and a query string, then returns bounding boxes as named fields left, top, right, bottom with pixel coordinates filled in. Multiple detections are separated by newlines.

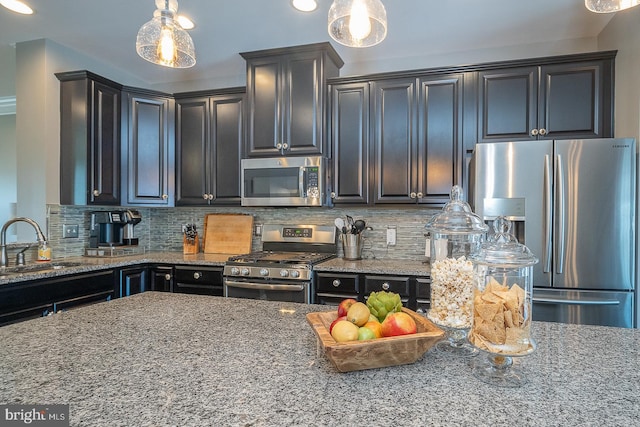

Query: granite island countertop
left=0, top=292, right=638, bottom=426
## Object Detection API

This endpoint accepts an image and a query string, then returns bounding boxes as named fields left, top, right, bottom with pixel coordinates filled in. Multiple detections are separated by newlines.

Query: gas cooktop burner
left=227, top=251, right=335, bottom=265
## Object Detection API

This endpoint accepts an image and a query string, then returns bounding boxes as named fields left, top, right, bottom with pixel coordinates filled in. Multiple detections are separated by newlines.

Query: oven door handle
left=224, top=280, right=305, bottom=292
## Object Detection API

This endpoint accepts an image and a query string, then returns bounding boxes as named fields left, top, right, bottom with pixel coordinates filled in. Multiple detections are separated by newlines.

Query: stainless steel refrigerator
left=470, top=138, right=636, bottom=328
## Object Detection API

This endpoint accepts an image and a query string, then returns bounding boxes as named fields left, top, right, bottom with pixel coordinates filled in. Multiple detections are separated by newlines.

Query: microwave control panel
left=305, top=167, right=319, bottom=199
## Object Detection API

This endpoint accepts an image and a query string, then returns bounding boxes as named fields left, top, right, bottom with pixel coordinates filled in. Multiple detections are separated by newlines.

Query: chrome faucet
left=0, top=217, right=47, bottom=268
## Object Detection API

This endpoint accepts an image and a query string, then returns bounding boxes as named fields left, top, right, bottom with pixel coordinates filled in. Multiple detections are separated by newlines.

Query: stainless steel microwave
left=241, top=156, right=326, bottom=207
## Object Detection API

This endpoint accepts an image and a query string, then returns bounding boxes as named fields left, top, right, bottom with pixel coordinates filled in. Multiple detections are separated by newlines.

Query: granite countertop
left=315, top=257, right=431, bottom=276
left=0, top=253, right=431, bottom=286
left=0, top=252, right=231, bottom=285
left=0, top=292, right=637, bottom=426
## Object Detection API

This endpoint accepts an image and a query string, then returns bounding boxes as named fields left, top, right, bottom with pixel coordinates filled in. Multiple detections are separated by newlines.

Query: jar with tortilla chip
left=424, top=185, right=488, bottom=356
left=468, top=216, right=538, bottom=387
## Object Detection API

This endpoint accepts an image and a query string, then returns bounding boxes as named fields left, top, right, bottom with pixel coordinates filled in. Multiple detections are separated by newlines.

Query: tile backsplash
left=45, top=204, right=441, bottom=261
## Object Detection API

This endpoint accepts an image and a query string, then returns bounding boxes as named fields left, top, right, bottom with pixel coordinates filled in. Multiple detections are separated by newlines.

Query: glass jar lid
left=425, top=185, right=488, bottom=234
left=470, top=216, right=538, bottom=267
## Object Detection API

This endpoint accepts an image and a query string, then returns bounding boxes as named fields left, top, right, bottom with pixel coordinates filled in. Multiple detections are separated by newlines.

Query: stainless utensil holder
left=341, top=233, right=363, bottom=260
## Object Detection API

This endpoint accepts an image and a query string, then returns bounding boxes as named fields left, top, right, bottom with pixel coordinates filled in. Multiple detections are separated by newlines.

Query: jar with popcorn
left=425, top=185, right=488, bottom=356
left=468, top=216, right=538, bottom=387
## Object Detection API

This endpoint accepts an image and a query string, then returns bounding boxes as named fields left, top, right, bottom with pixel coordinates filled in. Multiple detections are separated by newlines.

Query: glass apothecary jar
left=468, top=216, right=538, bottom=387
left=425, top=185, right=488, bottom=356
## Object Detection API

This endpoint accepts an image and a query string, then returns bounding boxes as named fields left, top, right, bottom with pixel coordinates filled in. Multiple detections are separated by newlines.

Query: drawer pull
left=382, top=282, right=390, bottom=291
left=193, top=272, right=201, bottom=280
left=164, top=274, right=171, bottom=281
left=332, top=279, right=341, bottom=287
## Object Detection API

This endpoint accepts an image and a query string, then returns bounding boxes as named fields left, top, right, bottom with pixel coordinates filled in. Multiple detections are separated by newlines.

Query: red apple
left=330, top=315, right=347, bottom=334
left=381, top=312, right=417, bottom=337
left=337, top=298, right=357, bottom=318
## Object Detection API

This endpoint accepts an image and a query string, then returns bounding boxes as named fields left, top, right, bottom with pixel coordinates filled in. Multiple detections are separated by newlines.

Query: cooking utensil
left=353, top=219, right=366, bottom=234
left=346, top=215, right=355, bottom=234
left=334, top=217, right=347, bottom=234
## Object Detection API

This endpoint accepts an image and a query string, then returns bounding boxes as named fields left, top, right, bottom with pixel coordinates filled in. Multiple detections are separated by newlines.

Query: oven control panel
left=282, top=227, right=313, bottom=238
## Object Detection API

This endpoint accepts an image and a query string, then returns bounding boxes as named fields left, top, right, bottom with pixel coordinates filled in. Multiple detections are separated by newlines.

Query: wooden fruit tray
left=306, top=308, right=444, bottom=372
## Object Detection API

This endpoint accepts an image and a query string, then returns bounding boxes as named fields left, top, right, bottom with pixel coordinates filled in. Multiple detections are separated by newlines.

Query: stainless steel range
left=223, top=224, right=337, bottom=303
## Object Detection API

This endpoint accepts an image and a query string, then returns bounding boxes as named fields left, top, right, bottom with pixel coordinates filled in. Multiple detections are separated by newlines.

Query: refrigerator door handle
left=533, top=297, right=620, bottom=306
left=543, top=154, right=552, bottom=273
left=555, top=154, right=565, bottom=275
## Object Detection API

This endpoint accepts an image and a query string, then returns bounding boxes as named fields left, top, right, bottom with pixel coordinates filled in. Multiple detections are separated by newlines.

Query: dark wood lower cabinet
left=0, top=270, right=115, bottom=326
left=173, top=266, right=224, bottom=296
left=149, top=265, right=173, bottom=292
left=315, top=272, right=430, bottom=311
left=118, top=266, right=148, bottom=297
left=315, top=273, right=361, bottom=305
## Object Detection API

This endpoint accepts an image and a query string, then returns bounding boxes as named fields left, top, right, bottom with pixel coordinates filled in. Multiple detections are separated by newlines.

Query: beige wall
left=597, top=7, right=640, bottom=141
left=0, top=114, right=16, bottom=242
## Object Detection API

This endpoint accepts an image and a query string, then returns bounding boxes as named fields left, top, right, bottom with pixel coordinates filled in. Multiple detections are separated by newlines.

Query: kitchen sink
left=0, top=261, right=85, bottom=276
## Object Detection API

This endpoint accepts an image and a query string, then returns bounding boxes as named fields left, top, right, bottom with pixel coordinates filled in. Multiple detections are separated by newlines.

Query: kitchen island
left=0, top=293, right=638, bottom=426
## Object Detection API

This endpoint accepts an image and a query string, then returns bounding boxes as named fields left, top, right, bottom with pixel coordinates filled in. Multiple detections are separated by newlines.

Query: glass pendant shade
left=136, top=0, right=196, bottom=68
left=328, top=0, right=387, bottom=48
left=585, top=0, right=640, bottom=13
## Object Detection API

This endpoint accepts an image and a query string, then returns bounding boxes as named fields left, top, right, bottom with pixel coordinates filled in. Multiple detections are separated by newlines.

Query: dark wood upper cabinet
left=477, top=57, right=613, bottom=142
left=539, top=60, right=612, bottom=139
left=416, top=74, right=464, bottom=204
left=372, top=78, right=418, bottom=204
left=175, top=89, right=244, bottom=206
left=175, top=96, right=209, bottom=205
left=370, top=74, right=463, bottom=205
left=241, top=42, right=343, bottom=157
left=57, top=71, right=122, bottom=205
left=121, top=89, right=175, bottom=206
left=329, top=82, right=370, bottom=205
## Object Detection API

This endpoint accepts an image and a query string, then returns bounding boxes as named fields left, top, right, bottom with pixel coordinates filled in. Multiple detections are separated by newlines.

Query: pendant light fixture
left=585, top=0, right=640, bottom=13
left=136, top=0, right=196, bottom=68
left=328, top=0, right=387, bottom=48
left=0, top=0, right=33, bottom=14
left=292, top=0, right=318, bottom=12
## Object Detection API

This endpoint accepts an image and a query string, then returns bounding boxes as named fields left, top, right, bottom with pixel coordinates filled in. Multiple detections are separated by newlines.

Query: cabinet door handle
left=416, top=192, right=423, bottom=198
left=330, top=192, right=336, bottom=199
left=164, top=274, right=171, bottom=281
left=410, top=192, right=417, bottom=199
left=93, top=190, right=100, bottom=197
left=276, top=142, right=283, bottom=149
left=539, top=128, right=548, bottom=136
left=193, top=272, right=201, bottom=280
left=530, top=128, right=539, bottom=136
left=332, top=279, right=341, bottom=287
left=382, top=282, right=390, bottom=291
left=282, top=143, right=289, bottom=150
left=162, top=194, right=168, bottom=200
left=202, top=194, right=209, bottom=200
left=208, top=194, right=214, bottom=200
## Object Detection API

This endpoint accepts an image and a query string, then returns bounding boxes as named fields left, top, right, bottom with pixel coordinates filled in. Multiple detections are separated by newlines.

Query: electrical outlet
left=254, top=224, right=262, bottom=236
left=62, top=224, right=79, bottom=238
left=386, top=226, right=397, bottom=246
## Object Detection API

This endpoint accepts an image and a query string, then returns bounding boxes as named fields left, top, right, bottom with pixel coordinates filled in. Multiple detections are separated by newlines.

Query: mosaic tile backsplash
left=42, top=204, right=441, bottom=262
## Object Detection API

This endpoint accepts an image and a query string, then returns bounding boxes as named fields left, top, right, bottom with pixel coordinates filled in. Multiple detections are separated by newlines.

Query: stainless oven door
left=223, top=278, right=311, bottom=303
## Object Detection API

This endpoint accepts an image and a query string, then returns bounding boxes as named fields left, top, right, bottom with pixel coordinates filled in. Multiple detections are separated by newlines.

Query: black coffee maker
left=89, top=210, right=142, bottom=248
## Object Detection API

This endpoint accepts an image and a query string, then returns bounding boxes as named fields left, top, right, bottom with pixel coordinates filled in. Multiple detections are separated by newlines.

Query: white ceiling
left=0, top=0, right=615, bottom=89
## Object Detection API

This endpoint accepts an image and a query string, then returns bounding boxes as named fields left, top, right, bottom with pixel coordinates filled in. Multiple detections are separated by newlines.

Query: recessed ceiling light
left=0, top=0, right=34, bottom=15
left=292, top=0, right=318, bottom=12
left=176, top=15, right=195, bottom=30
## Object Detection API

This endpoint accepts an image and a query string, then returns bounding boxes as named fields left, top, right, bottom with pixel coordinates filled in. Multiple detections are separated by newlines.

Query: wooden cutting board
left=203, top=213, right=253, bottom=254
